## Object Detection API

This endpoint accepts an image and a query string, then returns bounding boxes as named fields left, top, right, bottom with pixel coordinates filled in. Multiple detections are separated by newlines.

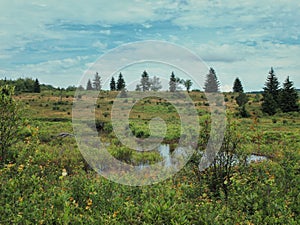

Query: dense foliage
left=0, top=78, right=41, bottom=93
left=0, top=85, right=23, bottom=165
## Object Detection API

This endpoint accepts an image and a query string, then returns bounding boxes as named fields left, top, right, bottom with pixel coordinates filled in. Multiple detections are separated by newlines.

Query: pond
left=138, top=144, right=268, bottom=168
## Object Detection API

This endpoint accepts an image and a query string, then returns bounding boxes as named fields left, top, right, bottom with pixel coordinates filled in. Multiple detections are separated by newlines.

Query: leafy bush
left=0, top=85, right=23, bottom=164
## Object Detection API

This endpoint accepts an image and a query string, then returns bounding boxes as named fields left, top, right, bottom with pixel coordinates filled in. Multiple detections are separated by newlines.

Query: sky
left=0, top=0, right=299, bottom=91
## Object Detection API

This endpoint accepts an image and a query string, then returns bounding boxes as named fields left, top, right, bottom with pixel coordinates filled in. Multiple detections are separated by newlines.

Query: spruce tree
left=117, top=73, right=126, bottom=91
left=92, top=72, right=101, bottom=91
left=34, top=78, right=41, bottom=93
left=86, top=79, right=93, bottom=90
left=262, top=67, right=280, bottom=115
left=140, top=71, right=150, bottom=91
left=233, top=77, right=243, bottom=93
left=279, top=76, right=299, bottom=112
left=110, top=77, right=116, bottom=91
left=169, top=72, right=177, bottom=92
left=204, top=67, right=220, bottom=93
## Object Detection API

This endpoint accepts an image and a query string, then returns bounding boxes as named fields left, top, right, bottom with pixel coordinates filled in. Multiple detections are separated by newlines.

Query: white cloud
left=92, top=41, right=107, bottom=50
left=0, top=0, right=299, bottom=90
left=195, top=43, right=247, bottom=62
left=99, top=30, right=111, bottom=35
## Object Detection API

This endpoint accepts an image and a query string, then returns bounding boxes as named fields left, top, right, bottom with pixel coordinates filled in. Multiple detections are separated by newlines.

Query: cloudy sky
left=0, top=0, right=299, bottom=91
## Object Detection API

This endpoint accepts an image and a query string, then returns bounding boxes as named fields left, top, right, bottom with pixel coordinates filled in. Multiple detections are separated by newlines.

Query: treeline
left=0, top=78, right=41, bottom=93
left=1, top=66, right=298, bottom=115
left=0, top=77, right=81, bottom=93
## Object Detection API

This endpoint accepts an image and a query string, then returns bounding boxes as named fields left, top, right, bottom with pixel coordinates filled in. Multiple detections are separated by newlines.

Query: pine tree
left=140, top=71, right=150, bottom=91
left=86, top=79, right=93, bottom=90
left=233, top=77, right=243, bottom=93
left=279, top=76, right=299, bottom=112
left=110, top=77, right=116, bottom=91
left=92, top=72, right=101, bottom=91
left=262, top=67, right=280, bottom=115
left=34, top=78, right=41, bottom=93
left=264, top=68, right=280, bottom=101
left=169, top=72, right=177, bottom=92
left=117, top=73, right=126, bottom=91
left=204, top=67, right=220, bottom=93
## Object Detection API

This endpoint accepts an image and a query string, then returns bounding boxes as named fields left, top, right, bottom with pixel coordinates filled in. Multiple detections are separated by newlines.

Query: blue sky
left=0, top=0, right=299, bottom=91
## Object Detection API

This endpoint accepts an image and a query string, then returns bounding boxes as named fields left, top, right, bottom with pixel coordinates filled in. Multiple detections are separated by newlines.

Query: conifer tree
left=140, top=71, right=150, bottom=91
left=169, top=72, right=177, bottom=92
left=117, top=73, right=126, bottom=91
left=262, top=67, right=280, bottom=115
left=110, top=77, right=116, bottom=91
left=279, top=76, right=299, bottom=112
left=233, top=77, right=243, bottom=93
left=34, top=78, right=41, bottom=93
left=204, top=67, right=220, bottom=93
left=92, top=72, right=101, bottom=91
left=86, top=79, right=93, bottom=90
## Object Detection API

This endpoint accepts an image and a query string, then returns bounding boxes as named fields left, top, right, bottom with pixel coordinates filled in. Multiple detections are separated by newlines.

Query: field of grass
left=1, top=90, right=299, bottom=224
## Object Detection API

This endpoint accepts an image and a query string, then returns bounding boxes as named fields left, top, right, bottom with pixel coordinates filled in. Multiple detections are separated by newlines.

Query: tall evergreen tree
left=34, top=78, right=41, bottom=93
left=262, top=67, right=280, bottom=115
left=169, top=72, right=177, bottom=92
left=279, top=76, right=299, bottom=112
left=233, top=77, right=243, bottom=93
left=204, top=67, right=220, bottom=93
left=86, top=79, right=93, bottom=90
left=140, top=71, right=150, bottom=91
left=92, top=72, right=101, bottom=91
left=117, top=73, right=126, bottom=91
left=264, top=67, right=280, bottom=101
left=110, top=77, right=116, bottom=91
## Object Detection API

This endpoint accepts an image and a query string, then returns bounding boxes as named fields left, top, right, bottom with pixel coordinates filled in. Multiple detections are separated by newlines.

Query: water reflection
left=138, top=144, right=268, bottom=168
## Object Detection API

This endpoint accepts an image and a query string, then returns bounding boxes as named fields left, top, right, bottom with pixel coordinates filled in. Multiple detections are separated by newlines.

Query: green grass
left=0, top=90, right=299, bottom=224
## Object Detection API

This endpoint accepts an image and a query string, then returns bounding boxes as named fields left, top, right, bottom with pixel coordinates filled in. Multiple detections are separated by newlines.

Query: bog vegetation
left=0, top=68, right=299, bottom=224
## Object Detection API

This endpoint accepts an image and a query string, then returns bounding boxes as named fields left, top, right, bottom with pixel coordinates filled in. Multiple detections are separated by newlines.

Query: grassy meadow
left=1, top=90, right=299, bottom=224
